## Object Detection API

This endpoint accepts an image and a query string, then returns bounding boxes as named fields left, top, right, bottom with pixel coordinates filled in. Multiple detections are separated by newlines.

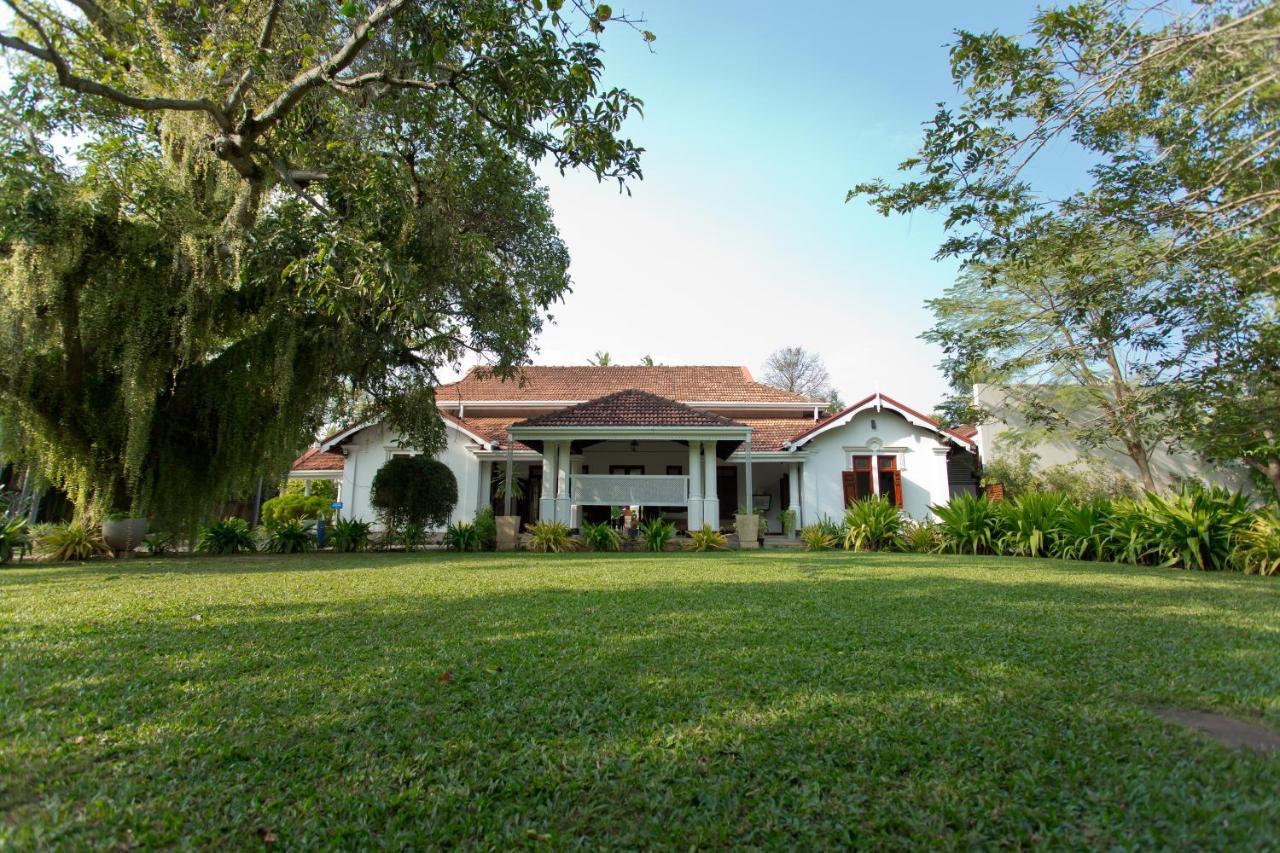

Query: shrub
left=896, top=519, right=941, bottom=553
left=779, top=509, right=798, bottom=537
left=261, top=493, right=332, bottom=528
left=1051, top=500, right=1111, bottom=561
left=143, top=531, right=175, bottom=556
left=685, top=524, right=728, bottom=551
left=998, top=492, right=1067, bottom=558
left=800, top=523, right=839, bottom=551
left=444, top=521, right=479, bottom=552
left=527, top=520, right=576, bottom=553
left=1141, top=485, right=1251, bottom=572
left=639, top=518, right=676, bottom=552
left=580, top=520, right=622, bottom=552
left=262, top=520, right=315, bottom=554
left=400, top=522, right=426, bottom=552
left=282, top=479, right=338, bottom=501
left=330, top=518, right=372, bottom=552
left=0, top=516, right=29, bottom=564
left=932, top=493, right=1004, bottom=555
left=1237, top=511, right=1280, bottom=576
left=36, top=522, right=110, bottom=562
left=370, top=456, right=457, bottom=532
left=197, top=518, right=256, bottom=555
left=1102, top=498, right=1158, bottom=565
left=843, top=496, right=902, bottom=552
left=473, top=508, right=497, bottom=551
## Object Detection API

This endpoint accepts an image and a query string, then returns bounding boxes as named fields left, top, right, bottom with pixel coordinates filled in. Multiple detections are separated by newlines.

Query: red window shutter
left=892, top=470, right=903, bottom=508
left=841, top=470, right=858, bottom=507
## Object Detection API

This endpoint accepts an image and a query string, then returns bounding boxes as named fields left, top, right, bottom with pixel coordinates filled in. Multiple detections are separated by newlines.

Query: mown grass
left=2, top=551, right=1278, bottom=848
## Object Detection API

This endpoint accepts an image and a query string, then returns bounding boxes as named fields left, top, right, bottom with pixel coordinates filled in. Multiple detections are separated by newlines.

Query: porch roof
left=511, top=389, right=746, bottom=429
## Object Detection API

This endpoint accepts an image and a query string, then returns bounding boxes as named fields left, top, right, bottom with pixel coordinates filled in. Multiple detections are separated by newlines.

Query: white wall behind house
left=799, top=409, right=956, bottom=522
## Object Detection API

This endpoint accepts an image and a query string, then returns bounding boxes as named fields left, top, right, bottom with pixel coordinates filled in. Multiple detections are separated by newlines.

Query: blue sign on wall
left=331, top=501, right=343, bottom=510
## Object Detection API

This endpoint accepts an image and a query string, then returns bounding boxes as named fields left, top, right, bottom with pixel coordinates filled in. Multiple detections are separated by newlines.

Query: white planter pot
left=102, top=518, right=147, bottom=553
left=734, top=513, right=760, bottom=549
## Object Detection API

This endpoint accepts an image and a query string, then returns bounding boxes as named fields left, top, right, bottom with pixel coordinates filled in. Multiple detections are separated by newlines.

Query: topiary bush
left=261, top=494, right=333, bottom=528
left=370, top=456, right=457, bottom=532
left=282, top=479, right=338, bottom=501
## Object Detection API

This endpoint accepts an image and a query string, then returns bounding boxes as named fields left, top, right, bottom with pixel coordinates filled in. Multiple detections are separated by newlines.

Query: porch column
left=787, top=462, right=801, bottom=535
left=744, top=434, right=754, bottom=513
left=538, top=443, right=557, bottom=523
left=478, top=460, right=493, bottom=516
left=555, top=440, right=572, bottom=525
left=703, top=446, right=719, bottom=529
left=686, top=441, right=704, bottom=530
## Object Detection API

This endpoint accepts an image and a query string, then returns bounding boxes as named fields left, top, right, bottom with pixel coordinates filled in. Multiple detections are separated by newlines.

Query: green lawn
left=2, top=552, right=1278, bottom=848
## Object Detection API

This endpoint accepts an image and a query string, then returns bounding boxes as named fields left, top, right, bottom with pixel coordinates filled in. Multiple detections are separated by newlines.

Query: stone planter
left=496, top=515, right=521, bottom=551
left=734, top=513, right=760, bottom=550
left=102, top=517, right=147, bottom=554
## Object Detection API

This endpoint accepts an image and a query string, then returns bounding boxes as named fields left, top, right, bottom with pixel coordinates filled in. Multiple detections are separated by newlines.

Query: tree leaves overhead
left=0, top=0, right=650, bottom=527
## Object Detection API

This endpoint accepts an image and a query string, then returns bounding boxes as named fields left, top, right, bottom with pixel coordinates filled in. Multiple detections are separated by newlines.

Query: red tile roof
left=736, top=417, right=822, bottom=451
left=788, top=393, right=976, bottom=447
left=512, top=390, right=745, bottom=429
left=435, top=365, right=816, bottom=404
left=290, top=447, right=345, bottom=472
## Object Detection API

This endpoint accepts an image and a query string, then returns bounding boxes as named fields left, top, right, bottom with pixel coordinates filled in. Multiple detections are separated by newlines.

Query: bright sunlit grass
left=2, top=551, right=1278, bottom=847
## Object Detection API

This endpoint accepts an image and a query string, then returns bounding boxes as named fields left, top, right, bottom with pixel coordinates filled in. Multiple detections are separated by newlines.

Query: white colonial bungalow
left=293, top=365, right=980, bottom=534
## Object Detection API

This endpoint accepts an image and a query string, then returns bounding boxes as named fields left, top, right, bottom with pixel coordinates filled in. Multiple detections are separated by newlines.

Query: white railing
left=572, top=474, right=689, bottom=506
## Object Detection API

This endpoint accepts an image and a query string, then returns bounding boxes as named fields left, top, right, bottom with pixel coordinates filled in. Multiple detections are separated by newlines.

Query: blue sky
left=517, top=0, right=1062, bottom=409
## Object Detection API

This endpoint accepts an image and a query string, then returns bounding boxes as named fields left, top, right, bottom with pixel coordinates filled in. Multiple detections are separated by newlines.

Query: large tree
left=852, top=1, right=1280, bottom=497
left=0, top=0, right=648, bottom=526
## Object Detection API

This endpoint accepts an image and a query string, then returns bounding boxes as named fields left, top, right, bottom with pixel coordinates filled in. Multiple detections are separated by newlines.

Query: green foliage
left=779, top=509, right=797, bottom=537
left=997, top=493, right=1067, bottom=558
left=330, top=518, right=372, bottom=553
left=685, top=524, right=728, bottom=552
left=842, top=497, right=903, bottom=552
left=444, top=522, right=480, bottom=553
left=370, top=456, right=457, bottom=532
left=0, top=516, right=29, bottom=564
left=932, top=494, right=1004, bottom=555
left=526, top=521, right=576, bottom=553
left=800, top=517, right=844, bottom=551
left=143, top=532, right=175, bottom=556
left=282, top=479, right=338, bottom=501
left=982, top=450, right=1136, bottom=502
left=261, top=494, right=333, bottom=528
left=399, top=523, right=426, bottom=553
left=579, top=520, right=622, bottom=552
left=1140, top=486, right=1252, bottom=572
left=1237, top=512, right=1280, bottom=576
left=0, top=0, right=647, bottom=529
left=896, top=519, right=942, bottom=554
left=1051, top=501, right=1111, bottom=562
left=473, top=508, right=497, bottom=551
left=197, top=518, right=256, bottom=555
left=639, top=518, right=676, bottom=552
left=35, top=522, right=109, bottom=562
left=262, top=520, right=316, bottom=555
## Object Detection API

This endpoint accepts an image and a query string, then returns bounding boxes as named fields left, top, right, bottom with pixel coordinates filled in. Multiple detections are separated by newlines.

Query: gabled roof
left=290, top=447, right=345, bottom=473
left=436, top=365, right=816, bottom=404
left=786, top=392, right=977, bottom=450
left=511, top=389, right=745, bottom=429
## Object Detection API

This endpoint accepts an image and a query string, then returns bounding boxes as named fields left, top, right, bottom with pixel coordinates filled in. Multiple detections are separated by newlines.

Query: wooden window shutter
left=841, top=470, right=858, bottom=507
left=892, top=470, right=903, bottom=508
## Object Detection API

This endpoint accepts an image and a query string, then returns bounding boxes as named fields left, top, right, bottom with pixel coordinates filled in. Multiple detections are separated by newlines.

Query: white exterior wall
left=338, top=422, right=482, bottom=529
left=798, top=409, right=957, bottom=522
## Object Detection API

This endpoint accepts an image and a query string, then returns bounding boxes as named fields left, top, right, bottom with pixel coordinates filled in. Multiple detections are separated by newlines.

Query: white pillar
left=478, top=460, right=493, bottom=517
left=538, top=443, right=556, bottom=523
left=569, top=456, right=583, bottom=528
left=555, top=440, right=572, bottom=525
left=703, top=445, right=719, bottom=529
left=687, top=441, right=704, bottom=530
left=787, top=462, right=801, bottom=536
left=744, top=435, right=754, bottom=514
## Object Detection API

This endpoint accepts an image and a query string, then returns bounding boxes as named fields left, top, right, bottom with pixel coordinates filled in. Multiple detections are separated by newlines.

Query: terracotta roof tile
left=436, top=365, right=816, bottom=404
left=512, top=390, right=745, bottom=429
left=290, top=447, right=345, bottom=472
left=735, top=417, right=823, bottom=451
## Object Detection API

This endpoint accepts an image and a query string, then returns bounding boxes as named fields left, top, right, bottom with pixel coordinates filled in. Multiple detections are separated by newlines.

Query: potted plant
left=780, top=508, right=797, bottom=538
left=734, top=506, right=760, bottom=549
left=102, top=511, right=148, bottom=555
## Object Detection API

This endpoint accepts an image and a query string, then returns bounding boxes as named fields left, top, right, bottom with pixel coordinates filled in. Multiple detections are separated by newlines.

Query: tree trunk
left=1247, top=455, right=1280, bottom=502
left=1125, top=439, right=1158, bottom=493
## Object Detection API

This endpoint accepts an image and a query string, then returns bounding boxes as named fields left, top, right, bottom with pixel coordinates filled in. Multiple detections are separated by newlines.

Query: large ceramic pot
left=102, top=517, right=148, bottom=553
left=734, top=513, right=760, bottom=550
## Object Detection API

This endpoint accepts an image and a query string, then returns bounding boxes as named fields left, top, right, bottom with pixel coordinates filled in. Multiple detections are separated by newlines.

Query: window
left=842, top=456, right=874, bottom=506
left=609, top=465, right=644, bottom=476
left=842, top=454, right=903, bottom=508
left=878, top=455, right=903, bottom=509
left=666, top=465, right=683, bottom=476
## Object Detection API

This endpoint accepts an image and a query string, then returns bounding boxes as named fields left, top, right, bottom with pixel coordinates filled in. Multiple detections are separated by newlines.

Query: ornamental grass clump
left=997, top=492, right=1067, bottom=558
left=1237, top=511, right=1280, bottom=576
left=896, top=519, right=942, bottom=553
left=932, top=493, right=1004, bottom=555
left=197, top=518, right=256, bottom=555
left=330, top=518, right=372, bottom=553
left=580, top=520, right=622, bottom=552
left=262, top=520, right=315, bottom=554
left=800, top=517, right=843, bottom=551
left=444, top=521, right=480, bottom=552
left=842, top=496, right=903, bottom=551
left=526, top=521, right=577, bottom=553
left=685, top=524, right=728, bottom=551
left=639, top=518, right=676, bottom=552
left=1139, top=485, right=1251, bottom=572
left=35, top=522, right=109, bottom=562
